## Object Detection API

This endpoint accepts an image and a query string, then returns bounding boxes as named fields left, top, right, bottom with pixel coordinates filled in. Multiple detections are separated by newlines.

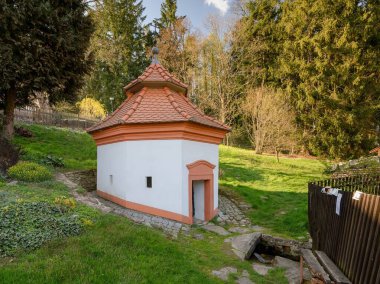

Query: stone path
left=57, top=172, right=313, bottom=283
left=212, top=267, right=255, bottom=284
left=212, top=267, right=238, bottom=281
left=56, top=173, right=185, bottom=237
left=252, top=263, right=272, bottom=276
left=201, top=223, right=230, bottom=236
left=57, top=170, right=254, bottom=238
left=274, top=256, right=311, bottom=284
left=231, top=233, right=262, bottom=260
left=218, top=195, right=251, bottom=226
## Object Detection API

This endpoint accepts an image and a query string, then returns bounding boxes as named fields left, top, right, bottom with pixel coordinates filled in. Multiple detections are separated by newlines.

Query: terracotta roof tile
left=124, top=63, right=187, bottom=93
left=369, top=146, right=380, bottom=154
left=87, top=64, right=230, bottom=133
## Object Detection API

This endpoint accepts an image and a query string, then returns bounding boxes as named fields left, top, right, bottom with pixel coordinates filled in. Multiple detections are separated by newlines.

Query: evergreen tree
left=83, top=0, right=150, bottom=110
left=231, top=0, right=282, bottom=89
left=0, top=0, right=94, bottom=139
left=278, top=0, right=380, bottom=158
left=154, top=0, right=182, bottom=30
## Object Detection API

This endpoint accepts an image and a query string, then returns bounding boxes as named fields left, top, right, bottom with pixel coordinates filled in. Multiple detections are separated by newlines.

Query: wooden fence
left=308, top=174, right=380, bottom=284
left=10, top=107, right=100, bottom=130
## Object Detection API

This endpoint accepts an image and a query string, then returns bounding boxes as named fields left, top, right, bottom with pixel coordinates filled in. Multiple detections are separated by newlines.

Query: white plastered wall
left=97, top=140, right=183, bottom=215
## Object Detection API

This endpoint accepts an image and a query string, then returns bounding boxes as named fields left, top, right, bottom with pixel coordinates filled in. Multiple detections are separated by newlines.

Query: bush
left=0, top=137, right=20, bottom=174
left=54, top=196, right=76, bottom=210
left=7, top=161, right=52, bottom=182
left=0, top=201, right=83, bottom=256
left=41, top=155, right=65, bottom=168
left=76, top=97, right=106, bottom=119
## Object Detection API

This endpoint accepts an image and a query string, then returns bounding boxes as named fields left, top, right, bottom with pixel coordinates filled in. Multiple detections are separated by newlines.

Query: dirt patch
left=65, top=169, right=96, bottom=192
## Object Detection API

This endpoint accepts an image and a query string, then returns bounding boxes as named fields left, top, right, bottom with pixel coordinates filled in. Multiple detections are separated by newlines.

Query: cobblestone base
left=89, top=192, right=185, bottom=237
left=56, top=173, right=185, bottom=238
left=218, top=195, right=251, bottom=226
left=58, top=172, right=252, bottom=236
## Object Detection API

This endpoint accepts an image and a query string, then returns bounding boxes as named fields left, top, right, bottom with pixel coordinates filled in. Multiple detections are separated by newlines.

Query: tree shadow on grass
left=220, top=182, right=310, bottom=239
left=220, top=162, right=266, bottom=183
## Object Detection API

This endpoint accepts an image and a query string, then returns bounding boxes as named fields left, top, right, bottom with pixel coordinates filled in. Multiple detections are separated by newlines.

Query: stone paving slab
left=231, top=232, right=262, bottom=260
left=212, top=267, right=238, bottom=281
left=274, top=256, right=311, bottom=284
left=229, top=227, right=252, bottom=234
left=236, top=276, right=254, bottom=284
left=201, top=224, right=230, bottom=236
left=252, top=263, right=272, bottom=276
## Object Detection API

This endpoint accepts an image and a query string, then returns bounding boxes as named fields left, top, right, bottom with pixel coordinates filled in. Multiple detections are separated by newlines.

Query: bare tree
left=243, top=86, right=296, bottom=160
left=191, top=16, right=241, bottom=144
left=156, top=18, right=199, bottom=83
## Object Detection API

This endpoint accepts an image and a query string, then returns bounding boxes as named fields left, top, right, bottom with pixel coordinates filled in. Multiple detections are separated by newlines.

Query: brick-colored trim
left=97, top=190, right=192, bottom=224
left=187, top=160, right=217, bottom=223
left=91, top=122, right=227, bottom=146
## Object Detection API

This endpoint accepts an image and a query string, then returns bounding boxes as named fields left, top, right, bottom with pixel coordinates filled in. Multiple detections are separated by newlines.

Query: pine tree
left=154, top=0, right=182, bottom=30
left=231, top=0, right=282, bottom=89
left=0, top=0, right=94, bottom=139
left=278, top=0, right=380, bottom=158
left=83, top=0, right=150, bottom=110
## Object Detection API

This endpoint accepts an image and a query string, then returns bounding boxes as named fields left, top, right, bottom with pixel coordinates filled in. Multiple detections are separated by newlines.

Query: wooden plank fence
left=308, top=174, right=380, bottom=284
left=8, top=107, right=100, bottom=130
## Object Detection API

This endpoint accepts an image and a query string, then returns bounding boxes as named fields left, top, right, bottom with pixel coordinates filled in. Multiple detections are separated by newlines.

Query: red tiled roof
left=87, top=64, right=230, bottom=133
left=124, top=63, right=187, bottom=94
left=369, top=146, right=380, bottom=154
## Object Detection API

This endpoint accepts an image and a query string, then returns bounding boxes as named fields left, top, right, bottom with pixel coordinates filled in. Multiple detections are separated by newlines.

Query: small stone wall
left=65, top=169, right=96, bottom=192
left=330, top=156, right=380, bottom=174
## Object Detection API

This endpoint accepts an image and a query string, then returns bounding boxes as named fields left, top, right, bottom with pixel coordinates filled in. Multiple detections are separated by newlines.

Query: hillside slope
left=14, top=124, right=328, bottom=238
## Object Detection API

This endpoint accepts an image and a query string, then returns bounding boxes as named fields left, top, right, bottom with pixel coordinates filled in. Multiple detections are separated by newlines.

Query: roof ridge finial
left=152, top=47, right=159, bottom=64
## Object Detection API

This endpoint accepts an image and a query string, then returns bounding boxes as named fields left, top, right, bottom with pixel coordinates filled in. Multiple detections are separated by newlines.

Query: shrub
left=54, top=196, right=76, bottom=210
left=0, top=137, right=20, bottom=174
left=7, top=161, right=52, bottom=182
left=41, top=155, right=65, bottom=168
left=76, top=97, right=106, bottom=119
left=0, top=201, right=83, bottom=256
left=81, top=218, right=94, bottom=226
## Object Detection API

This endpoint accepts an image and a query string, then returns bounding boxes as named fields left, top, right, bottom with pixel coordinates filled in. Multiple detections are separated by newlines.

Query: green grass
left=13, top=124, right=328, bottom=238
left=0, top=182, right=287, bottom=284
left=219, top=146, right=328, bottom=239
left=13, top=124, right=96, bottom=170
left=0, top=123, right=329, bottom=282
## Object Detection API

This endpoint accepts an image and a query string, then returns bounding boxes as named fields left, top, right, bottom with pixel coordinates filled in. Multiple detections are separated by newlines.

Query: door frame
left=187, top=160, right=216, bottom=223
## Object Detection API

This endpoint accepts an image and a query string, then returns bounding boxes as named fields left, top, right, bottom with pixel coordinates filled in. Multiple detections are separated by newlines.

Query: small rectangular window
left=146, top=176, right=152, bottom=188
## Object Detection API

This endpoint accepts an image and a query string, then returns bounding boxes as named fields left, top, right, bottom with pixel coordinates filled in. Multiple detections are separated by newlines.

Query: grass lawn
left=13, top=124, right=328, bottom=239
left=1, top=123, right=329, bottom=282
left=0, top=181, right=287, bottom=284
left=219, top=146, right=328, bottom=239
left=13, top=124, right=96, bottom=170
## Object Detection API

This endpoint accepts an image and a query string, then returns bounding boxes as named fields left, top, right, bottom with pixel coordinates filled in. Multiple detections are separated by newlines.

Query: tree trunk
left=275, top=146, right=280, bottom=163
left=255, top=144, right=263, bottom=154
left=2, top=86, right=16, bottom=140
